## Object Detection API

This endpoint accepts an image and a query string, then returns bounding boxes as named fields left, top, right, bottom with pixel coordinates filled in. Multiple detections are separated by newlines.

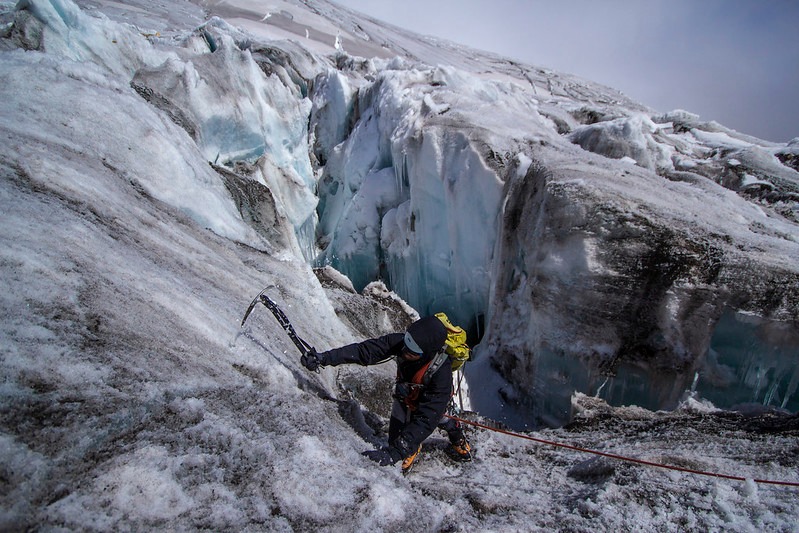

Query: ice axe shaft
left=241, top=287, right=312, bottom=355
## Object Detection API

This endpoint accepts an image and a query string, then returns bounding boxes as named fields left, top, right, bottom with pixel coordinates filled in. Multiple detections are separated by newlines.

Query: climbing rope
left=446, top=414, right=799, bottom=488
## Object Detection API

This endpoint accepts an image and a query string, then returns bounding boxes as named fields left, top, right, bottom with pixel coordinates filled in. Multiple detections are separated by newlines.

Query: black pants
left=388, top=399, right=466, bottom=450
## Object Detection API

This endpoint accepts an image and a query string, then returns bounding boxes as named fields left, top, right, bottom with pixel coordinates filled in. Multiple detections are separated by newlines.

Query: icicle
left=595, top=377, right=609, bottom=398
left=763, top=382, right=779, bottom=407
left=690, top=372, right=699, bottom=393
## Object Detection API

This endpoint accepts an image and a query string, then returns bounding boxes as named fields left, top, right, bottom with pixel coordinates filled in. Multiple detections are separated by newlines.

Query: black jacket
left=320, top=332, right=452, bottom=457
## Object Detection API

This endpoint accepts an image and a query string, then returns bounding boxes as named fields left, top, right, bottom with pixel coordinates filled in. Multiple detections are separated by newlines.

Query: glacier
left=298, top=6, right=799, bottom=426
left=0, top=0, right=798, bottom=530
left=29, top=0, right=793, bottom=427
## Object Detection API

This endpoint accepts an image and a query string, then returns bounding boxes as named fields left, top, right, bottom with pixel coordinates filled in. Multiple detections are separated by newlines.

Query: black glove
left=362, top=447, right=403, bottom=466
left=301, top=348, right=324, bottom=372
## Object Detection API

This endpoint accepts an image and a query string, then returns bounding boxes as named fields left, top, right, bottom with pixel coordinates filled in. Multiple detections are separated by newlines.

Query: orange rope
left=446, top=414, right=799, bottom=488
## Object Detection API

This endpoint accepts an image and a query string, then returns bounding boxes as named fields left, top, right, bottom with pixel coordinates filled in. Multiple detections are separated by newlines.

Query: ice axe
left=241, top=286, right=313, bottom=356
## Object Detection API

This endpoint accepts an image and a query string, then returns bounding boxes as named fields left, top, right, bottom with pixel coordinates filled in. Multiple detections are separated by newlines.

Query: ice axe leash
left=241, top=286, right=313, bottom=355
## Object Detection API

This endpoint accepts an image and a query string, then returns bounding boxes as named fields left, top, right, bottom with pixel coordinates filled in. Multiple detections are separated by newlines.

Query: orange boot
left=448, top=438, right=472, bottom=462
left=401, top=445, right=422, bottom=475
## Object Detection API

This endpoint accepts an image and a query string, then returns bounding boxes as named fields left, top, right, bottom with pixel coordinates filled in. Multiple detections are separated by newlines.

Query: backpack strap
left=420, top=350, right=449, bottom=386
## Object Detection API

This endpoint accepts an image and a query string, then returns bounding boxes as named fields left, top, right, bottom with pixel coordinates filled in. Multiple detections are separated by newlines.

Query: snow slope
left=0, top=0, right=797, bottom=530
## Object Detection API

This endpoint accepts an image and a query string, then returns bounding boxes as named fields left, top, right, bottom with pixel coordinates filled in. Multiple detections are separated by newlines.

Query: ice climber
left=300, top=315, right=472, bottom=473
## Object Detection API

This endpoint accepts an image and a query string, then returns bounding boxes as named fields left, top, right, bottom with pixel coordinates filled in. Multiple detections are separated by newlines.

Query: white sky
left=333, top=0, right=799, bottom=143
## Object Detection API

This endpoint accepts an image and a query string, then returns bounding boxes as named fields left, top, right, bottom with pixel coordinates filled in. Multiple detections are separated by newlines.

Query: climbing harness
left=396, top=350, right=449, bottom=410
left=445, top=414, right=799, bottom=487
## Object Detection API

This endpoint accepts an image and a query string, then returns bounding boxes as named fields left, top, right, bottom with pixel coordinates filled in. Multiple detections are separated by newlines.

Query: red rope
left=446, top=414, right=799, bottom=488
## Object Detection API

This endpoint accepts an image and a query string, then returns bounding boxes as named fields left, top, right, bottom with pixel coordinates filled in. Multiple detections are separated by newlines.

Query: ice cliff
left=295, top=2, right=799, bottom=425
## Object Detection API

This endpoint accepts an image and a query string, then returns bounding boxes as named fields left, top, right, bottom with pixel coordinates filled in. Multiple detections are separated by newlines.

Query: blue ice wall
left=696, top=310, right=799, bottom=411
left=471, top=309, right=798, bottom=431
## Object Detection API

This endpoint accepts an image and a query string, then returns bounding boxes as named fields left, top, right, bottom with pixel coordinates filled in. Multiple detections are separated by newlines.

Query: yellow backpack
left=435, top=312, right=471, bottom=371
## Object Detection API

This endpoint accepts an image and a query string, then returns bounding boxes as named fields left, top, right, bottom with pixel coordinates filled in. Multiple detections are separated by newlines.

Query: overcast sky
left=333, top=0, right=798, bottom=143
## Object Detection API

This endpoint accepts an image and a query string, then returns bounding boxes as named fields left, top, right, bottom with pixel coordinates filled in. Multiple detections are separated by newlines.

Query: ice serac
left=129, top=18, right=324, bottom=260
left=477, top=125, right=799, bottom=428
left=312, top=61, right=546, bottom=330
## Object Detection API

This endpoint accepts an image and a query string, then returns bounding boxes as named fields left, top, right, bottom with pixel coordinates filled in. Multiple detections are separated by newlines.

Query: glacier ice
left=302, top=10, right=799, bottom=428
left=6, top=0, right=798, bottom=430
left=698, top=310, right=799, bottom=411
left=1, top=0, right=798, bottom=530
left=312, top=63, right=540, bottom=331
left=312, top=48, right=798, bottom=428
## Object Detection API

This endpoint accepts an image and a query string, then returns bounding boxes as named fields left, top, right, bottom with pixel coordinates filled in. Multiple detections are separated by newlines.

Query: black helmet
left=404, top=316, right=447, bottom=358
